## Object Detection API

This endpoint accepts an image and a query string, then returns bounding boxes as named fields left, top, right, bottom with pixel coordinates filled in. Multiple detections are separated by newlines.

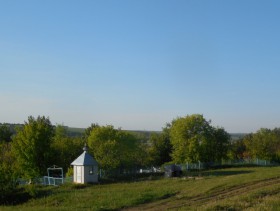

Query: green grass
left=2, top=179, right=178, bottom=210
left=200, top=182, right=280, bottom=211
left=1, top=166, right=280, bottom=210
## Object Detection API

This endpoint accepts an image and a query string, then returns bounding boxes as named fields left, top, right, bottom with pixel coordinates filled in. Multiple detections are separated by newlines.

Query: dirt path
left=124, top=177, right=280, bottom=211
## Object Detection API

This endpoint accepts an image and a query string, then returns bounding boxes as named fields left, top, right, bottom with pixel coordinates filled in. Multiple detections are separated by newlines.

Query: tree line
left=229, top=128, right=280, bottom=163
left=1, top=114, right=280, bottom=201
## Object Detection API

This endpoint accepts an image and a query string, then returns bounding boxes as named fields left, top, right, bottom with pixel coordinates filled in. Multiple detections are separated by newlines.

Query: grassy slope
left=1, top=166, right=280, bottom=211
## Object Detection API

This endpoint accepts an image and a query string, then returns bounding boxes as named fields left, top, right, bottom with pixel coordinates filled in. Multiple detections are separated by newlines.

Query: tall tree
left=244, top=128, right=280, bottom=162
left=87, top=125, right=142, bottom=170
left=228, top=138, right=247, bottom=160
left=170, top=114, right=230, bottom=164
left=272, top=128, right=280, bottom=162
left=148, top=124, right=172, bottom=166
left=11, top=116, right=54, bottom=180
left=83, top=123, right=99, bottom=140
left=170, top=114, right=212, bottom=163
left=241, top=134, right=254, bottom=159
left=51, top=125, right=83, bottom=172
left=212, top=127, right=231, bottom=162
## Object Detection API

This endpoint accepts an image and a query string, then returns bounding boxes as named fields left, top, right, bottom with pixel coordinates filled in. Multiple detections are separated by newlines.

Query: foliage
left=83, top=123, right=99, bottom=140
left=51, top=124, right=83, bottom=173
left=87, top=125, right=144, bottom=170
left=0, top=142, right=17, bottom=202
left=0, top=124, right=13, bottom=143
left=24, top=184, right=39, bottom=198
left=66, top=166, right=73, bottom=177
left=244, top=128, right=280, bottom=162
left=2, top=112, right=280, bottom=199
left=11, top=116, right=55, bottom=179
left=211, top=127, right=231, bottom=162
left=147, top=124, right=172, bottom=166
left=228, top=138, right=247, bottom=160
left=170, top=114, right=230, bottom=164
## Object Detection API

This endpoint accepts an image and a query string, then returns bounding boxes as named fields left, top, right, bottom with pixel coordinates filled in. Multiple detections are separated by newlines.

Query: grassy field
left=1, top=166, right=280, bottom=210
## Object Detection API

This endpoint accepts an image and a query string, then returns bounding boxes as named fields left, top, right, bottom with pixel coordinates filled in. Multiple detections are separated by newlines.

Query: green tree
left=244, top=128, right=280, bottom=162
left=170, top=114, right=230, bottom=164
left=272, top=128, right=280, bottom=162
left=51, top=125, right=83, bottom=172
left=212, top=127, right=231, bottom=162
left=87, top=125, right=142, bottom=170
left=11, top=116, right=54, bottom=180
left=228, top=138, right=247, bottom=160
left=83, top=123, right=99, bottom=140
left=170, top=114, right=211, bottom=163
left=0, top=142, right=17, bottom=202
left=241, top=134, right=254, bottom=159
left=148, top=125, right=172, bottom=166
left=0, top=124, right=13, bottom=143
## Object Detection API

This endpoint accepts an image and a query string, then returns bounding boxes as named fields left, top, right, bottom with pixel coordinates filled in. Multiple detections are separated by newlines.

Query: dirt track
left=124, top=177, right=280, bottom=211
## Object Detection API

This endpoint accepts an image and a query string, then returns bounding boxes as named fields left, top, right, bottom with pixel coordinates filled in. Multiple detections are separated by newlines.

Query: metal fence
left=18, top=176, right=73, bottom=186
left=17, top=159, right=279, bottom=185
left=175, top=159, right=279, bottom=171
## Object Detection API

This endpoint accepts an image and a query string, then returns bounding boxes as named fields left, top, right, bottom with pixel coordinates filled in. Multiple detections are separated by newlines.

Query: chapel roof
left=71, top=145, right=98, bottom=166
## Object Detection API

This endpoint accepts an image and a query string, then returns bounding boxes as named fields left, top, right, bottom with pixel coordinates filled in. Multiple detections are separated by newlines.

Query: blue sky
left=1, top=0, right=280, bottom=133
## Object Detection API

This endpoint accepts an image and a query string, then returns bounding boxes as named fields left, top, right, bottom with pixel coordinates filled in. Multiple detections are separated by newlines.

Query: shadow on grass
left=100, top=172, right=164, bottom=184
left=132, top=192, right=177, bottom=207
left=204, top=170, right=254, bottom=177
left=0, top=185, right=53, bottom=206
left=183, top=169, right=254, bottom=178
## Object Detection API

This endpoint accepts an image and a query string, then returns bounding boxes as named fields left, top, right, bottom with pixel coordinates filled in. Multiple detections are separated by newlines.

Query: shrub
left=0, top=164, right=17, bottom=203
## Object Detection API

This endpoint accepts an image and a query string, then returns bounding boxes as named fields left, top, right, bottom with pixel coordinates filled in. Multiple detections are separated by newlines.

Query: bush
left=24, top=184, right=39, bottom=197
left=66, top=166, right=73, bottom=177
left=0, top=164, right=17, bottom=203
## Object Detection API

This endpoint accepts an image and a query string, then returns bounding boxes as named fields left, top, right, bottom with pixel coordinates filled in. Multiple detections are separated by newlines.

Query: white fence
left=43, top=176, right=64, bottom=186
left=18, top=177, right=73, bottom=186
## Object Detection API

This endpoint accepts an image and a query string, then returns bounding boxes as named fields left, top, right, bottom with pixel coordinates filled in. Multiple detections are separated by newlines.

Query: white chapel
left=71, top=144, right=98, bottom=184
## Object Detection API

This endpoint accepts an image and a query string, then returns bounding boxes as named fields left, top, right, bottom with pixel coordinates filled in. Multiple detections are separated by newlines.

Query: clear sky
left=1, top=0, right=280, bottom=133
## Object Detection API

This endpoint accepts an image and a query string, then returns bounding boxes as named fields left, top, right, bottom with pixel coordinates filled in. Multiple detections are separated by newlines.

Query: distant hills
left=230, top=133, right=247, bottom=141
left=60, top=126, right=247, bottom=140
left=1, top=123, right=247, bottom=141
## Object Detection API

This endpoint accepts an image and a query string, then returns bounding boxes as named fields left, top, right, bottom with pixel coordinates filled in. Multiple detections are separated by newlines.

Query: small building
left=164, top=164, right=182, bottom=178
left=71, top=144, right=98, bottom=184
